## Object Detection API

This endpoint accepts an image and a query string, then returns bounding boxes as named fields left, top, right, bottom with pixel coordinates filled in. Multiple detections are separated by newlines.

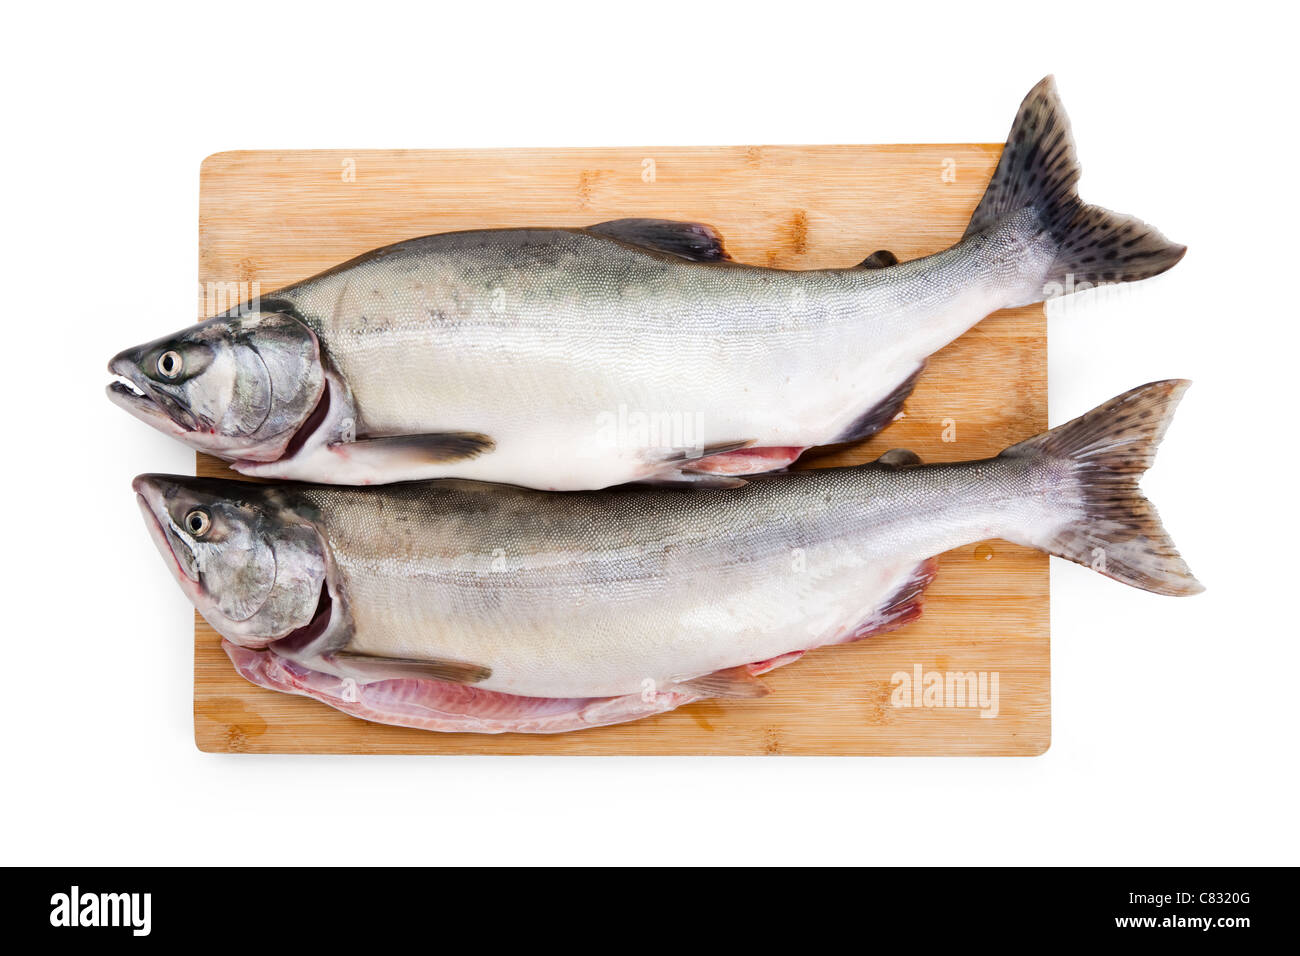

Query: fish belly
left=336, top=539, right=927, bottom=699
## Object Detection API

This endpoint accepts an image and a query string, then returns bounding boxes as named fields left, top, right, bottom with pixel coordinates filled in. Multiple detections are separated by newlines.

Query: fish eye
left=184, top=508, right=211, bottom=537
left=157, top=349, right=183, bottom=379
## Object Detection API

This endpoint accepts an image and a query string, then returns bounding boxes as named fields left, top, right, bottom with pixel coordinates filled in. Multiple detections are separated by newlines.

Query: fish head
left=132, top=474, right=329, bottom=648
left=107, top=312, right=326, bottom=463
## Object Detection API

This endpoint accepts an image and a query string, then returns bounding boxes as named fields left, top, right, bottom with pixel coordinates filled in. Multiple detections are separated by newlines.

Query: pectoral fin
left=328, top=431, right=495, bottom=465
left=588, top=218, right=731, bottom=262
left=331, top=650, right=492, bottom=684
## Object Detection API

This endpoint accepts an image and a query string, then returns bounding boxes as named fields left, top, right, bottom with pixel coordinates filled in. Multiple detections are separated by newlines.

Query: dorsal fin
left=856, top=249, right=899, bottom=269
left=871, top=448, right=922, bottom=469
left=588, top=218, right=731, bottom=262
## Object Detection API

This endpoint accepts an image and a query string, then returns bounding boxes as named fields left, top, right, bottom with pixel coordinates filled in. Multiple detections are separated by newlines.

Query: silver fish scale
left=267, top=225, right=1046, bottom=487
left=296, top=456, right=1063, bottom=698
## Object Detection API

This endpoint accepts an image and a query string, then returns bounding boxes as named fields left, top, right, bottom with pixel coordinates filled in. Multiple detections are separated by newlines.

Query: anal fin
left=831, top=363, right=926, bottom=444
left=838, top=558, right=939, bottom=644
left=588, top=218, right=731, bottom=262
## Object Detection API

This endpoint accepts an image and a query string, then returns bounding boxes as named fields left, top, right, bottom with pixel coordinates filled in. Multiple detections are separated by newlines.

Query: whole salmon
left=134, top=381, right=1201, bottom=734
left=108, top=77, right=1184, bottom=490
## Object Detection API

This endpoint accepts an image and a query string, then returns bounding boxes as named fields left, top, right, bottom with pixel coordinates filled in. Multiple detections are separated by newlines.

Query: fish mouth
left=133, top=476, right=203, bottom=596
left=107, top=359, right=197, bottom=438
left=107, top=355, right=292, bottom=463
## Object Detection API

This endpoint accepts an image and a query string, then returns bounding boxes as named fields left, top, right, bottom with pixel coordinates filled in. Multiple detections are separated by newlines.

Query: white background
left=3, top=2, right=1296, bottom=865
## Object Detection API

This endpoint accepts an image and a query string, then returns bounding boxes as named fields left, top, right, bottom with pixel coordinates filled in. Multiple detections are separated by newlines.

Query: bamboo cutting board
left=194, top=145, right=1048, bottom=755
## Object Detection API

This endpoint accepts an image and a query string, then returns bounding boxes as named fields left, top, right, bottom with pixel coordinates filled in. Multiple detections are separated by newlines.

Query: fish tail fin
left=1000, top=380, right=1203, bottom=596
left=966, top=76, right=1186, bottom=306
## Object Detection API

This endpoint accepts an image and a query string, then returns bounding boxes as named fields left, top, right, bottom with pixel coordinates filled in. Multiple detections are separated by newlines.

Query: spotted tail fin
left=967, top=76, right=1186, bottom=304
left=1001, top=380, right=1202, bottom=597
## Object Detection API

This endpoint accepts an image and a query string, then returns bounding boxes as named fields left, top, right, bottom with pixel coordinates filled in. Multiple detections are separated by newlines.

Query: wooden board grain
left=195, top=145, right=1048, bottom=755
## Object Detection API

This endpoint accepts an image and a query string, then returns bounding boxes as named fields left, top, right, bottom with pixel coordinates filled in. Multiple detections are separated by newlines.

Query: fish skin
left=108, top=77, right=1185, bottom=490
left=274, top=469, right=970, bottom=699
left=133, top=381, right=1202, bottom=727
left=148, top=468, right=996, bottom=699
left=246, top=223, right=1029, bottom=490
